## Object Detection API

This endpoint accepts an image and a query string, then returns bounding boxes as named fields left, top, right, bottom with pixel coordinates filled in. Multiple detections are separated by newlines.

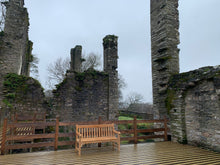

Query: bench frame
left=75, top=123, right=120, bottom=155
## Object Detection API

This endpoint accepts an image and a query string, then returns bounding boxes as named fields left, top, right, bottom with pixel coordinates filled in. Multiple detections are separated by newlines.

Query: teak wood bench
left=75, top=123, right=120, bottom=155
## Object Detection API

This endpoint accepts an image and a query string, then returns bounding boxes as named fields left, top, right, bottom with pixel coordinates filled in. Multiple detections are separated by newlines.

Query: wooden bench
left=75, top=123, right=120, bottom=155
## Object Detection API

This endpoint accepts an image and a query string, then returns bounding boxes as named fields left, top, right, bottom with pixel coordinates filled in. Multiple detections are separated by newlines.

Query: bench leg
left=117, top=139, right=120, bottom=151
left=112, top=142, right=115, bottom=150
left=78, top=148, right=81, bottom=156
left=75, top=141, right=77, bottom=152
left=78, top=142, right=82, bottom=156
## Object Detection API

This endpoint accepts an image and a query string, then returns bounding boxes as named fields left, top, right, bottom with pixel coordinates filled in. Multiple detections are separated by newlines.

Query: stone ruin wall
left=0, top=0, right=31, bottom=76
left=52, top=70, right=110, bottom=122
left=151, top=0, right=220, bottom=152
left=52, top=36, right=119, bottom=122
left=2, top=74, right=48, bottom=120
left=168, top=66, right=220, bottom=152
left=0, top=0, right=119, bottom=125
left=0, top=0, right=39, bottom=125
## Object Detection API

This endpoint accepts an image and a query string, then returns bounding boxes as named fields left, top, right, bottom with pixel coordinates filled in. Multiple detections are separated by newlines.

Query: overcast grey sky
left=24, top=0, right=220, bottom=103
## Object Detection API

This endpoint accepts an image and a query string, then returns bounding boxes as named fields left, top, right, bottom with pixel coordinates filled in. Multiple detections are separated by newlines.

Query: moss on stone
left=55, top=78, right=67, bottom=90
left=3, top=73, right=43, bottom=107
left=75, top=72, right=86, bottom=81
left=3, top=99, right=13, bottom=108
left=26, top=40, right=33, bottom=62
left=155, top=56, right=172, bottom=63
left=0, top=31, right=4, bottom=37
left=75, top=69, right=108, bottom=81
left=4, top=73, right=29, bottom=92
left=103, top=35, right=118, bottom=45
left=165, top=89, right=175, bottom=115
left=0, top=31, right=4, bottom=47
left=75, top=86, right=82, bottom=91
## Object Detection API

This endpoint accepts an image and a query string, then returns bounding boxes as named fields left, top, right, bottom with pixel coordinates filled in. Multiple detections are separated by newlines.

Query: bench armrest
left=113, top=130, right=121, bottom=135
left=76, top=131, right=82, bottom=137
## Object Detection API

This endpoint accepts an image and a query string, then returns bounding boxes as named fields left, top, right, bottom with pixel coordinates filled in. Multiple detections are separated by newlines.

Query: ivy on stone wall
left=55, top=78, right=67, bottom=91
left=75, top=69, right=108, bottom=81
left=26, top=40, right=33, bottom=63
left=0, top=31, right=4, bottom=37
left=3, top=73, right=42, bottom=107
left=165, top=89, right=175, bottom=115
left=74, top=69, right=108, bottom=91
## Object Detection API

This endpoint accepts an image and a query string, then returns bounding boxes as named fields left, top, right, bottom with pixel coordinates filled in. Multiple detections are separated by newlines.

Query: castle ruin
left=0, top=0, right=119, bottom=125
left=52, top=35, right=119, bottom=122
left=0, top=0, right=219, bottom=153
left=0, top=0, right=40, bottom=124
left=151, top=0, right=220, bottom=152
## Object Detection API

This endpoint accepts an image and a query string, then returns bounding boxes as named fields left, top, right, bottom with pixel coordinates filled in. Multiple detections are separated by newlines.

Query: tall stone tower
left=0, top=0, right=31, bottom=119
left=0, top=0, right=30, bottom=75
left=70, top=45, right=82, bottom=72
left=103, top=35, right=119, bottom=120
left=151, top=0, right=180, bottom=119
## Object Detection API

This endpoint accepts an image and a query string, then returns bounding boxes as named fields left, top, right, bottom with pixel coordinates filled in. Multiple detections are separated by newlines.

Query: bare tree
left=47, top=52, right=102, bottom=89
left=47, top=57, right=70, bottom=89
left=118, top=74, right=127, bottom=108
left=126, top=92, right=144, bottom=105
left=81, top=52, right=102, bottom=71
left=30, top=54, right=39, bottom=80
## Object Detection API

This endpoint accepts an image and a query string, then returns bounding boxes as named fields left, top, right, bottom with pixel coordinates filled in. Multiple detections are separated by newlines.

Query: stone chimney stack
left=151, top=0, right=180, bottom=119
left=103, top=35, right=119, bottom=120
left=70, top=45, right=82, bottom=72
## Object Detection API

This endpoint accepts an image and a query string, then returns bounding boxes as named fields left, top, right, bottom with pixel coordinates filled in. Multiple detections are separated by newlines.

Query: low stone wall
left=120, top=110, right=153, bottom=120
left=167, top=66, right=220, bottom=152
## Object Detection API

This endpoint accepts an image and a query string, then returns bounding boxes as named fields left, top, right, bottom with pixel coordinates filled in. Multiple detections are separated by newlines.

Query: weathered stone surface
left=70, top=45, right=82, bottom=72
left=0, top=0, right=30, bottom=76
left=151, top=0, right=220, bottom=152
left=103, top=35, right=119, bottom=120
left=0, top=0, right=32, bottom=123
left=52, top=35, right=119, bottom=122
left=1, top=73, right=47, bottom=123
left=150, top=0, right=180, bottom=120
left=167, top=66, right=220, bottom=151
left=53, top=70, right=109, bottom=122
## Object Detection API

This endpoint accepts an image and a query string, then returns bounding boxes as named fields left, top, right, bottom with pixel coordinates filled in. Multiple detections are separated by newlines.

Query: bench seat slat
left=77, top=137, right=117, bottom=143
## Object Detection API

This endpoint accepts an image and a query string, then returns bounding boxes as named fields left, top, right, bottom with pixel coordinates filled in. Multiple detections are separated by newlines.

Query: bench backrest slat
left=76, top=124, right=115, bottom=138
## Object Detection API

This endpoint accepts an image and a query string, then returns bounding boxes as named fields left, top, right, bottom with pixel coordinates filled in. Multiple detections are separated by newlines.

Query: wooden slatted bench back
left=76, top=124, right=115, bottom=139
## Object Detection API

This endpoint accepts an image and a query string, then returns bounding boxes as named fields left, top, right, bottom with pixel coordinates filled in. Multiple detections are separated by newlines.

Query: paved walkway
left=0, top=142, right=220, bottom=165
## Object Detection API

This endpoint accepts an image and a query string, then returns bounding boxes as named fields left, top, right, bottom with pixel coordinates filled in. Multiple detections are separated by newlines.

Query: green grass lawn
left=118, top=116, right=134, bottom=120
left=117, top=115, right=155, bottom=144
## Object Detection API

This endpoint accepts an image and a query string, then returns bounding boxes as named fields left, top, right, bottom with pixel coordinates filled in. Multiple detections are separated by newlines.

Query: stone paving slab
left=0, top=142, right=220, bottom=165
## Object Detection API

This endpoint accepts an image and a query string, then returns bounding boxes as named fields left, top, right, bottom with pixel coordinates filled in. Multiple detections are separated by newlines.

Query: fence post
left=134, top=116, right=137, bottom=144
left=1, top=118, right=8, bottom=155
left=54, top=116, right=59, bottom=151
left=164, top=117, right=168, bottom=141
left=98, top=116, right=102, bottom=147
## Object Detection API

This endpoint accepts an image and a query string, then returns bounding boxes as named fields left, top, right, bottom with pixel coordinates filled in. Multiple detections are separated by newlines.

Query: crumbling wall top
left=70, top=45, right=82, bottom=72
left=103, top=35, right=118, bottom=49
